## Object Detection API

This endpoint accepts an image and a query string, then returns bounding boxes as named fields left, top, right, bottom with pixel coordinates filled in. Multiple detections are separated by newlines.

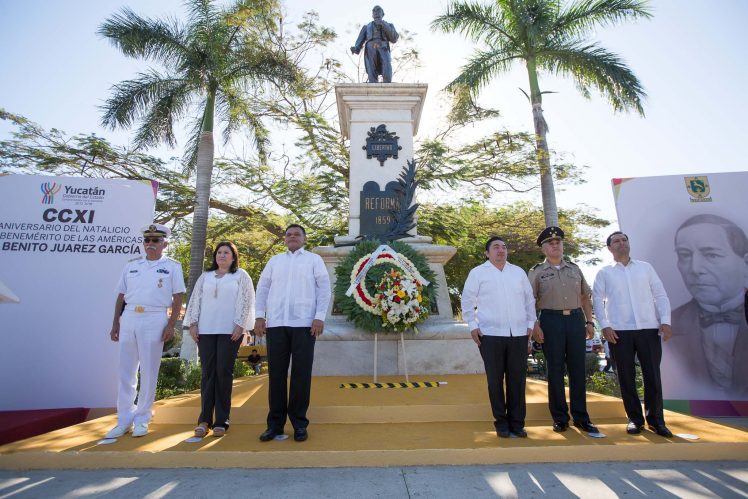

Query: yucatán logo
left=62, top=185, right=107, bottom=203
left=40, top=182, right=62, bottom=204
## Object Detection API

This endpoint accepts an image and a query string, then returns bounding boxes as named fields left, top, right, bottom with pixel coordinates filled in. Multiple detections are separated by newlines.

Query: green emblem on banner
left=684, top=176, right=712, bottom=202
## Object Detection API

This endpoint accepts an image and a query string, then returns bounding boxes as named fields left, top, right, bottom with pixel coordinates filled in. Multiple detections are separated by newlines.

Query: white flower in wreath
left=387, top=309, right=401, bottom=323
left=400, top=279, right=417, bottom=296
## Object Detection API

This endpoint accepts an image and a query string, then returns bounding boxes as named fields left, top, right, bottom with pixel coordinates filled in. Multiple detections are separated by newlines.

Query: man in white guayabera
left=254, top=224, right=330, bottom=443
left=462, top=236, right=536, bottom=439
left=593, top=231, right=673, bottom=438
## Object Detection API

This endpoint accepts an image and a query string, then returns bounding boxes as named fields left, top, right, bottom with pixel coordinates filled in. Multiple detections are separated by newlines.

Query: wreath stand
left=373, top=332, right=410, bottom=383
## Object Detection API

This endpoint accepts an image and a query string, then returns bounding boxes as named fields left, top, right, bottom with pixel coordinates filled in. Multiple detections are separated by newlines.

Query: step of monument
left=152, top=401, right=627, bottom=424
left=151, top=375, right=628, bottom=424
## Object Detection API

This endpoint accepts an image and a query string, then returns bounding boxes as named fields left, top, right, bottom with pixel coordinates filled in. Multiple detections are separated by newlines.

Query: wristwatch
left=585, top=321, right=594, bottom=326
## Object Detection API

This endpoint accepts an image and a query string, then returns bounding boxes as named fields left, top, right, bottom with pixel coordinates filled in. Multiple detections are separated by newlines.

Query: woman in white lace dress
left=184, top=241, right=254, bottom=437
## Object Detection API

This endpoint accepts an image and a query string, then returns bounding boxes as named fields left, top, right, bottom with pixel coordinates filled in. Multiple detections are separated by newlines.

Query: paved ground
left=1, top=461, right=746, bottom=498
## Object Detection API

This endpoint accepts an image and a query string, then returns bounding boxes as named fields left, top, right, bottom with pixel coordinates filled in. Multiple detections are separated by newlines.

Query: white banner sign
left=612, top=172, right=748, bottom=403
left=0, top=174, right=157, bottom=410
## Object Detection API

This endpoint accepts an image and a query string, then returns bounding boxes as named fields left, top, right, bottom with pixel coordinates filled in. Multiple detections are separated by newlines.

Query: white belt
left=125, top=305, right=167, bottom=313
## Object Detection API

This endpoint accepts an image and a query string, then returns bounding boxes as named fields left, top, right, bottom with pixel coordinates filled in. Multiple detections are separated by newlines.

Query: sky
left=1, top=0, right=747, bottom=276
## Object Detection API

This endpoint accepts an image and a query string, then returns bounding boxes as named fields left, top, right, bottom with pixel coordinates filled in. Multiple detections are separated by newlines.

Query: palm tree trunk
left=187, top=91, right=216, bottom=296
left=188, top=131, right=214, bottom=293
left=187, top=93, right=216, bottom=298
left=527, top=58, right=559, bottom=227
left=180, top=94, right=215, bottom=362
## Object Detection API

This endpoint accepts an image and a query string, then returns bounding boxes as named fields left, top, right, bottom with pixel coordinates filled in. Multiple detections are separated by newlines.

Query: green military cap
left=537, top=226, right=564, bottom=247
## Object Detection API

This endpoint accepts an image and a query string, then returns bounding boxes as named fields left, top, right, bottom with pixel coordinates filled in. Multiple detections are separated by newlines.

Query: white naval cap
left=141, top=223, right=171, bottom=239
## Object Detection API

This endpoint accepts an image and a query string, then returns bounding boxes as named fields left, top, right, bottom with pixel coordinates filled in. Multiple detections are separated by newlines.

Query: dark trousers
left=365, top=44, right=392, bottom=83
left=266, top=326, right=316, bottom=431
left=197, top=334, right=241, bottom=428
left=611, top=329, right=665, bottom=427
left=540, top=311, right=590, bottom=424
left=479, top=335, right=528, bottom=432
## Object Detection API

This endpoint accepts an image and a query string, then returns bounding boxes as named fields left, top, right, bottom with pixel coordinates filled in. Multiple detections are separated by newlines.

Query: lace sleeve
left=234, top=270, right=255, bottom=329
left=183, top=272, right=206, bottom=326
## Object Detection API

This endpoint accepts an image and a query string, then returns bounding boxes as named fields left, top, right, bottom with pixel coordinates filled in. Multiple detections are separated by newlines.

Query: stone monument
left=312, top=83, right=481, bottom=376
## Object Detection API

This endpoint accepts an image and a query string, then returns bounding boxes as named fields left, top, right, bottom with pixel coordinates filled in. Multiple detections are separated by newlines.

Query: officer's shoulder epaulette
left=128, top=255, right=144, bottom=262
left=529, top=262, right=542, bottom=271
left=564, top=258, right=579, bottom=267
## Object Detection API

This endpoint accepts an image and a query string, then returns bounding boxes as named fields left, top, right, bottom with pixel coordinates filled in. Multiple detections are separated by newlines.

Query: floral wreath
left=334, top=240, right=437, bottom=333
left=349, top=252, right=418, bottom=314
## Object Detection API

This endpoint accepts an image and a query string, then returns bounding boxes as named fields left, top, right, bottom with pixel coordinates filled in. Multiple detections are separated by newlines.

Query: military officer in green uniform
left=528, top=226, right=598, bottom=434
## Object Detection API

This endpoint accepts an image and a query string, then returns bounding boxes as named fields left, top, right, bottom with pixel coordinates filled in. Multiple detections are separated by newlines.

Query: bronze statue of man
left=350, top=6, right=399, bottom=83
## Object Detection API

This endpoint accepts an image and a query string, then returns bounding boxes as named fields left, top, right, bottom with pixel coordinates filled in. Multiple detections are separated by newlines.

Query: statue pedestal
left=335, top=83, right=429, bottom=242
left=312, top=83, right=484, bottom=375
left=312, top=243, right=483, bottom=376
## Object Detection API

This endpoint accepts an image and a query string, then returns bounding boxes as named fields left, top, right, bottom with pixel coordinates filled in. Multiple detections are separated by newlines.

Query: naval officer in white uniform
left=106, top=224, right=185, bottom=438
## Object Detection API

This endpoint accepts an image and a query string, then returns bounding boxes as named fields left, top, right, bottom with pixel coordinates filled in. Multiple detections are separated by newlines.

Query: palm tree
left=99, top=0, right=295, bottom=295
left=432, top=0, right=651, bottom=226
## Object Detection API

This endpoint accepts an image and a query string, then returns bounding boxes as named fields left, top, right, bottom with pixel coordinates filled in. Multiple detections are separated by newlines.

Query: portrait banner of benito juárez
left=611, top=172, right=748, bottom=411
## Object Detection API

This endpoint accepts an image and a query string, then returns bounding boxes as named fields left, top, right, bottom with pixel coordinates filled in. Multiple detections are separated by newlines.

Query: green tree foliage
left=432, top=0, right=651, bottom=226
left=98, top=0, right=297, bottom=296
left=154, top=358, right=251, bottom=400
left=155, top=358, right=196, bottom=400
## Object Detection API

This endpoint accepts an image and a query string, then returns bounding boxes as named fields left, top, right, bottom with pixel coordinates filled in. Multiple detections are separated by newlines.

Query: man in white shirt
left=592, top=231, right=673, bottom=437
left=254, top=224, right=331, bottom=442
left=106, top=224, right=185, bottom=439
left=461, top=236, right=536, bottom=438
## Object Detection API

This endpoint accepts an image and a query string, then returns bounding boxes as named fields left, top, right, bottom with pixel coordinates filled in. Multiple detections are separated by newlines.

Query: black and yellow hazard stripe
left=339, top=381, right=441, bottom=389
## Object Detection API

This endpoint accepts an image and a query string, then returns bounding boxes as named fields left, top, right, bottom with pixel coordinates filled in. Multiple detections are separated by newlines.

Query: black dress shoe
left=573, top=421, right=599, bottom=433
left=294, top=428, right=308, bottom=442
left=626, top=421, right=643, bottom=435
left=552, top=422, right=568, bottom=432
left=649, top=425, right=673, bottom=438
left=512, top=429, right=528, bottom=438
left=259, top=428, right=282, bottom=442
left=496, top=429, right=511, bottom=438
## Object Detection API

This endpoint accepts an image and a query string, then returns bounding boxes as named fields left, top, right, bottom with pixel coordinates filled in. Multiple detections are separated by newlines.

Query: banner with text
left=0, top=174, right=158, bottom=410
left=612, top=172, right=748, bottom=413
